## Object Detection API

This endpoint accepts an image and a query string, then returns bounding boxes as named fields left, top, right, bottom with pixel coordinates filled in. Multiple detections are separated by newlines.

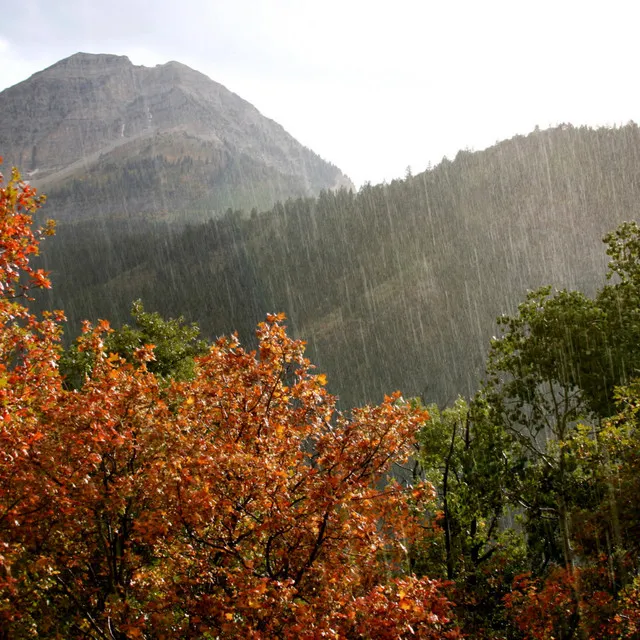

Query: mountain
left=35, top=123, right=640, bottom=408
left=0, top=52, right=353, bottom=219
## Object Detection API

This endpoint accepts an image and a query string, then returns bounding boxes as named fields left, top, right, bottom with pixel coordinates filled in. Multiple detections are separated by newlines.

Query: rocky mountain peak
left=0, top=52, right=353, bottom=218
left=39, top=52, right=134, bottom=75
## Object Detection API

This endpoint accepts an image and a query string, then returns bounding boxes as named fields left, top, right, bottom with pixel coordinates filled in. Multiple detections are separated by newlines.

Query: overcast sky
left=1, top=0, right=638, bottom=187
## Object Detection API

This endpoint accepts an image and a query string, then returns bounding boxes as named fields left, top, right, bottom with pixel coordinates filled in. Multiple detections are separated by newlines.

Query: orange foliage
left=0, top=160, right=459, bottom=638
left=505, top=567, right=640, bottom=640
left=504, top=569, right=580, bottom=639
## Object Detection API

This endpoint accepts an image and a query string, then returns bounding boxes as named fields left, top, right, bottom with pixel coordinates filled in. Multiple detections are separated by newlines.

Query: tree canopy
left=2, top=156, right=640, bottom=638
left=0, top=161, right=459, bottom=639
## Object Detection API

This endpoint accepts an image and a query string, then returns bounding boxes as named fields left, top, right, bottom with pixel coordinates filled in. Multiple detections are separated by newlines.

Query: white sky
left=1, top=0, right=639, bottom=187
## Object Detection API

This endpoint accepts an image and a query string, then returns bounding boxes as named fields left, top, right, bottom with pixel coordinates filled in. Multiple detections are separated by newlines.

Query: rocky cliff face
left=0, top=53, right=353, bottom=219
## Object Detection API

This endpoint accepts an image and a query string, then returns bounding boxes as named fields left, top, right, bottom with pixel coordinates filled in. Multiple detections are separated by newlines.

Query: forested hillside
left=2, top=156, right=640, bottom=639
left=36, top=123, right=640, bottom=407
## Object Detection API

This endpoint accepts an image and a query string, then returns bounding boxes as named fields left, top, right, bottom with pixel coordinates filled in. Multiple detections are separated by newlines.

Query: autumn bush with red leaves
left=0, top=160, right=459, bottom=638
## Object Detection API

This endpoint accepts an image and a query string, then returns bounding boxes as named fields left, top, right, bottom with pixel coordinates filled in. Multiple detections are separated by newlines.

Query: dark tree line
left=34, top=123, right=640, bottom=408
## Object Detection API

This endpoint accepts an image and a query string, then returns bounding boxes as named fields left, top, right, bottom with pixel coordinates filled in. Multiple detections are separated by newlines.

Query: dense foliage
left=59, top=299, right=208, bottom=388
left=0, top=163, right=458, bottom=638
left=412, top=219, right=640, bottom=637
left=2, top=157, right=640, bottom=638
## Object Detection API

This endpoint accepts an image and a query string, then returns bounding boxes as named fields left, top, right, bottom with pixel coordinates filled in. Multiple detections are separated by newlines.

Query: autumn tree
left=0, top=161, right=63, bottom=635
left=0, top=160, right=459, bottom=638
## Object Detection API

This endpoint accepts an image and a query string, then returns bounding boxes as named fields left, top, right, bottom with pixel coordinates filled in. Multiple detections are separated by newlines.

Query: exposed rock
left=0, top=52, right=353, bottom=219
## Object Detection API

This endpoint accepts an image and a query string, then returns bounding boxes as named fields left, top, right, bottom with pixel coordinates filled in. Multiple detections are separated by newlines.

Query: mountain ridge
left=0, top=52, right=353, bottom=218
left=35, top=122, right=640, bottom=408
